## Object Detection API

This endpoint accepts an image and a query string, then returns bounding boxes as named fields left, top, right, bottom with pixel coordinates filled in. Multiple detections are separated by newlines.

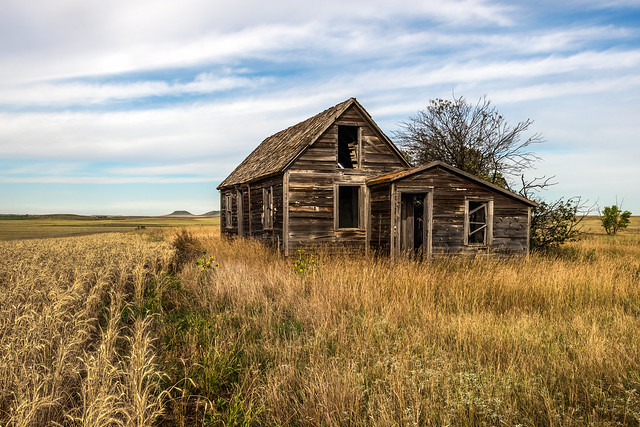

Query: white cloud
left=0, top=0, right=639, bottom=213
left=0, top=73, right=264, bottom=106
left=0, top=176, right=218, bottom=184
left=490, top=74, right=640, bottom=103
left=0, top=0, right=514, bottom=84
left=0, top=93, right=349, bottom=167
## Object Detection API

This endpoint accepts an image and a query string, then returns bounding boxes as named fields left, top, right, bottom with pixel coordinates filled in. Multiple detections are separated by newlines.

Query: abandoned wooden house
left=217, top=98, right=537, bottom=257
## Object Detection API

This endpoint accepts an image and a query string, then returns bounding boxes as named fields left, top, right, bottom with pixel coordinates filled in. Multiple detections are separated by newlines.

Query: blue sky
left=1, top=0, right=639, bottom=215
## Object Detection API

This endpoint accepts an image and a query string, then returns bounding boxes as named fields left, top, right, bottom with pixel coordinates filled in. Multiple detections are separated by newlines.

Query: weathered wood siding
left=220, top=188, right=236, bottom=237
left=286, top=104, right=406, bottom=252
left=220, top=175, right=284, bottom=245
left=248, top=175, right=284, bottom=245
left=369, top=166, right=530, bottom=256
left=369, top=184, right=392, bottom=254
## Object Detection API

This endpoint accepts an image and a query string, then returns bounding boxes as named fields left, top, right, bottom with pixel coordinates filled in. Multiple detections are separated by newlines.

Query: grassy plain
left=581, top=215, right=640, bottom=234
left=0, top=217, right=639, bottom=425
left=0, top=214, right=219, bottom=240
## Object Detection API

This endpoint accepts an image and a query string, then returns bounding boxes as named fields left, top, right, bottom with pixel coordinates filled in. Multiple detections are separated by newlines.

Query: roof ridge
left=218, top=98, right=355, bottom=189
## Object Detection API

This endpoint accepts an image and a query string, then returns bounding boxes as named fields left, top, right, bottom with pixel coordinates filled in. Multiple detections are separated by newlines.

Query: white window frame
left=464, top=198, right=493, bottom=246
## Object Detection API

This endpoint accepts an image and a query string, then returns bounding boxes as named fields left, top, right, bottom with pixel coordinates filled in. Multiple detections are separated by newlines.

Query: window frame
left=463, top=198, right=494, bottom=246
left=336, top=124, right=361, bottom=170
left=223, top=193, right=233, bottom=229
left=334, top=184, right=364, bottom=230
left=262, top=186, right=274, bottom=230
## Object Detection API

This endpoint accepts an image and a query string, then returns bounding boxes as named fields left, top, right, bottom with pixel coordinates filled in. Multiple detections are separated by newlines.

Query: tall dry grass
left=1, top=226, right=639, bottom=425
left=162, top=227, right=640, bottom=425
left=0, top=233, right=173, bottom=426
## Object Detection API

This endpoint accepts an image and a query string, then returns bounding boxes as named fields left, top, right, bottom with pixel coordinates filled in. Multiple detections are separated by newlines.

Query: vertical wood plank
left=333, top=183, right=339, bottom=231
left=487, top=200, right=494, bottom=246
left=390, top=183, right=397, bottom=259
left=426, top=191, right=433, bottom=259
left=364, top=185, right=370, bottom=254
left=283, top=170, right=290, bottom=256
left=463, top=199, right=469, bottom=246
left=248, top=183, right=252, bottom=235
left=526, top=206, right=531, bottom=257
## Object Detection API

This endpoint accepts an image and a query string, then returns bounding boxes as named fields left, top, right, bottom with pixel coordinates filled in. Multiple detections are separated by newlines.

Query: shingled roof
left=367, top=160, right=538, bottom=207
left=218, top=98, right=362, bottom=189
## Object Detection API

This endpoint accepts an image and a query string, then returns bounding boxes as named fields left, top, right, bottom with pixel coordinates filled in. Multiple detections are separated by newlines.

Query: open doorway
left=400, top=192, right=431, bottom=258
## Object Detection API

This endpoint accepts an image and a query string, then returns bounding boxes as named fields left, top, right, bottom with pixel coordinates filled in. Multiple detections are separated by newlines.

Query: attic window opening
left=338, top=185, right=360, bottom=229
left=337, top=125, right=359, bottom=169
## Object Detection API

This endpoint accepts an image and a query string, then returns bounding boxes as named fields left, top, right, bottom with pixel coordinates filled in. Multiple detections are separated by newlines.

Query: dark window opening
left=338, top=186, right=359, bottom=228
left=468, top=201, right=487, bottom=244
left=337, top=125, right=359, bottom=169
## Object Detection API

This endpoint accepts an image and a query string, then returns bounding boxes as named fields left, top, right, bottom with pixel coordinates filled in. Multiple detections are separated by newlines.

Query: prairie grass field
left=0, top=215, right=220, bottom=240
left=0, top=217, right=639, bottom=425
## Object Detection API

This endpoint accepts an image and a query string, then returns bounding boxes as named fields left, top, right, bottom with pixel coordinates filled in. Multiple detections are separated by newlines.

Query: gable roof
left=367, top=160, right=538, bottom=207
left=218, top=98, right=408, bottom=189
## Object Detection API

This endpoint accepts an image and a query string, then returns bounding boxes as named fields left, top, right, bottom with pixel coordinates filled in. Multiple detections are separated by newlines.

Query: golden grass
left=164, top=227, right=640, bottom=425
left=0, top=216, right=220, bottom=240
left=0, top=233, right=174, bottom=425
left=1, top=225, right=639, bottom=425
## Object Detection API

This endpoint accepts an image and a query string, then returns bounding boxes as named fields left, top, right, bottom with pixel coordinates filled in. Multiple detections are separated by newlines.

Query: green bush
left=530, top=198, right=583, bottom=250
left=600, top=205, right=631, bottom=235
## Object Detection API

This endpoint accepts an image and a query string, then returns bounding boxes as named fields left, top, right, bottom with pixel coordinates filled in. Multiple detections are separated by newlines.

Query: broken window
left=262, top=186, right=273, bottom=229
left=337, top=125, right=359, bottom=169
left=465, top=200, right=492, bottom=245
left=224, top=193, right=233, bottom=228
left=338, top=186, right=359, bottom=229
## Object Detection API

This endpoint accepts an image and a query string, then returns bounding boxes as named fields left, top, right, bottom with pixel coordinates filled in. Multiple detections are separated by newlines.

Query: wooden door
left=400, top=194, right=414, bottom=255
left=398, top=192, right=431, bottom=259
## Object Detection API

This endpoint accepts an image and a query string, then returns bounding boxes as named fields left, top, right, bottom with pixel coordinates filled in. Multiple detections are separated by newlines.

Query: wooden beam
left=364, top=185, right=370, bottom=255
left=247, top=183, right=252, bottom=235
left=390, top=183, right=397, bottom=260
left=283, top=171, right=290, bottom=256
left=526, top=206, right=531, bottom=257
left=426, top=190, right=433, bottom=259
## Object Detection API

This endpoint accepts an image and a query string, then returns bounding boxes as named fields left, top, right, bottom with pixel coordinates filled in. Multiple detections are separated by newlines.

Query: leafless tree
left=394, top=95, right=545, bottom=191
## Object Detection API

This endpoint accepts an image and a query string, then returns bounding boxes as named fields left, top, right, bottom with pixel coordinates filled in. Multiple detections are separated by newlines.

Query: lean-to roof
left=367, top=161, right=538, bottom=207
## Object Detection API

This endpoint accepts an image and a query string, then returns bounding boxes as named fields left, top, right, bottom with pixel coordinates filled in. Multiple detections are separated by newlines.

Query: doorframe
left=391, top=186, right=433, bottom=259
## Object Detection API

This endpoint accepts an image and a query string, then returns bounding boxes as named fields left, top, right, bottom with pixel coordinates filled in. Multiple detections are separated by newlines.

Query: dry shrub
left=172, top=228, right=205, bottom=270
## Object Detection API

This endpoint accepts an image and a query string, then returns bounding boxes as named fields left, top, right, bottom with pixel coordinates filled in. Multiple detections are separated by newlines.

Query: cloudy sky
left=1, top=0, right=639, bottom=215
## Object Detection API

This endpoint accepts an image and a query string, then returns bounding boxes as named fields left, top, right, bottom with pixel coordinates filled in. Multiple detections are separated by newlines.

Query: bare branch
left=393, top=95, right=545, bottom=189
